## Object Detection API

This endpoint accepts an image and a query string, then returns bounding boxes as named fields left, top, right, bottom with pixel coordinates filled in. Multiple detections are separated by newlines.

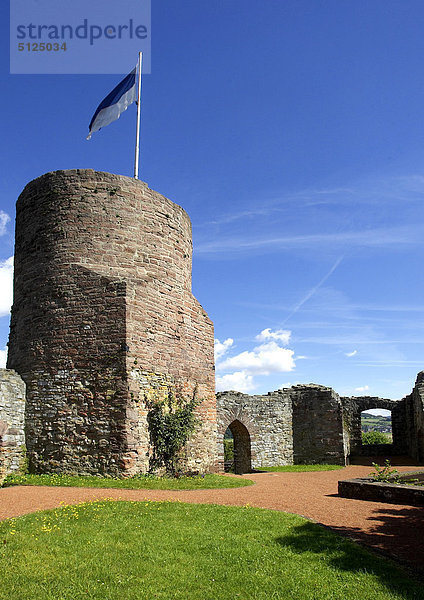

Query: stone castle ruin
left=217, top=379, right=424, bottom=473
left=4, top=170, right=216, bottom=476
left=0, top=169, right=423, bottom=477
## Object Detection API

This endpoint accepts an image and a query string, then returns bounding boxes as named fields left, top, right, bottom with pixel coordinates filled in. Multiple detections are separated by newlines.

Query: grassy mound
left=0, top=500, right=421, bottom=599
left=2, top=472, right=253, bottom=490
left=258, top=464, right=344, bottom=472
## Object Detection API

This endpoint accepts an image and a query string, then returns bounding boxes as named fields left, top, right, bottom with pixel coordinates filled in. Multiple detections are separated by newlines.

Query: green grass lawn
left=0, top=500, right=422, bottom=600
left=257, top=464, right=344, bottom=472
left=2, top=472, right=253, bottom=490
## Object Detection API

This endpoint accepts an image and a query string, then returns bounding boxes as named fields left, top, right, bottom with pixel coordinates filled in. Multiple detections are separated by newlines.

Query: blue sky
left=1, top=0, right=424, bottom=402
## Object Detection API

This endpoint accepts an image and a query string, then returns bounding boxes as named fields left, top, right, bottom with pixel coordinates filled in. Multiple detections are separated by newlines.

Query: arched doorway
left=225, top=420, right=251, bottom=474
left=344, top=397, right=400, bottom=461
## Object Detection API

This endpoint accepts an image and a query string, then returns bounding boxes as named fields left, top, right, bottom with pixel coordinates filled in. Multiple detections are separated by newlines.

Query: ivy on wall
left=146, top=387, right=199, bottom=475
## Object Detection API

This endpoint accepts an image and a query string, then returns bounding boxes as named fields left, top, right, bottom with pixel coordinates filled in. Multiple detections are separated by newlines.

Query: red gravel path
left=1, top=461, right=423, bottom=573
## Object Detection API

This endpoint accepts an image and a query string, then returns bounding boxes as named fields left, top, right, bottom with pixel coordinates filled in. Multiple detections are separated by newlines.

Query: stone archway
left=341, top=396, right=403, bottom=459
left=227, top=419, right=251, bottom=474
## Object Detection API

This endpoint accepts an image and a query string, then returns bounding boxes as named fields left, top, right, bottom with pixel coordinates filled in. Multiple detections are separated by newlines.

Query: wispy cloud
left=282, top=256, right=343, bottom=324
left=235, top=301, right=424, bottom=318
left=205, top=173, right=424, bottom=396
left=0, top=212, right=10, bottom=236
left=299, top=337, right=424, bottom=345
left=195, top=225, right=423, bottom=254
left=256, top=328, right=291, bottom=345
left=196, top=172, right=424, bottom=258
left=355, top=385, right=369, bottom=392
left=207, top=207, right=278, bottom=226
left=199, top=174, right=424, bottom=229
left=349, top=304, right=424, bottom=313
left=204, top=186, right=354, bottom=226
left=356, top=360, right=424, bottom=367
left=0, top=347, right=7, bottom=368
left=0, top=256, right=13, bottom=317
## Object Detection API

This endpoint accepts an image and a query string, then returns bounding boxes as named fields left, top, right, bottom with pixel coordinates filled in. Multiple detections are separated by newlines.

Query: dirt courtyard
left=1, top=459, right=423, bottom=575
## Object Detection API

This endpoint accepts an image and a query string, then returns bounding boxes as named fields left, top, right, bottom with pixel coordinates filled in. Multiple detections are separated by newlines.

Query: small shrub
left=224, top=439, right=234, bottom=462
left=369, top=460, right=400, bottom=483
left=362, top=430, right=391, bottom=445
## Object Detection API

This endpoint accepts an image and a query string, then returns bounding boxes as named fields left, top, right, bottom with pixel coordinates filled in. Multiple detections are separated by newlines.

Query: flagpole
left=134, top=51, right=143, bottom=179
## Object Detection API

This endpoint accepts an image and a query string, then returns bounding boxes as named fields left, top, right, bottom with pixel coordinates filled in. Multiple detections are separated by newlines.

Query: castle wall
left=217, top=385, right=351, bottom=470
left=216, top=390, right=293, bottom=471
left=0, top=369, right=25, bottom=479
left=8, top=170, right=216, bottom=475
left=216, top=382, right=424, bottom=471
left=291, top=385, right=347, bottom=465
left=403, top=372, right=424, bottom=462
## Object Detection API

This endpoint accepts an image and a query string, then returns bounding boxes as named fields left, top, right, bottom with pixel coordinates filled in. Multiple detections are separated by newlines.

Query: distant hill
left=361, top=412, right=392, bottom=435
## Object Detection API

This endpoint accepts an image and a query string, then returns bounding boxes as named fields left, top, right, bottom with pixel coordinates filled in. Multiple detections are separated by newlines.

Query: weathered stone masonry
left=217, top=376, right=424, bottom=471
left=7, top=169, right=217, bottom=476
left=291, top=384, right=349, bottom=465
left=340, top=395, right=407, bottom=457
left=402, top=371, right=424, bottom=463
left=217, top=390, right=294, bottom=472
left=0, top=369, right=25, bottom=479
left=217, top=384, right=349, bottom=470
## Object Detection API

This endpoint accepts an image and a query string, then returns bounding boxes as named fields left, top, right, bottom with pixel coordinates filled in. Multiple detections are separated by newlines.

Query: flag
left=87, top=67, right=138, bottom=140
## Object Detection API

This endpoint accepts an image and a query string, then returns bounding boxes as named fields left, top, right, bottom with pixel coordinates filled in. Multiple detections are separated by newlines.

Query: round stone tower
left=8, top=169, right=217, bottom=475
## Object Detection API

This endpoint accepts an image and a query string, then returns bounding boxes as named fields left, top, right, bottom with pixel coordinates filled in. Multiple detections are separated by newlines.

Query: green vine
left=18, top=445, right=29, bottom=475
left=146, top=387, right=199, bottom=476
left=0, top=447, right=6, bottom=485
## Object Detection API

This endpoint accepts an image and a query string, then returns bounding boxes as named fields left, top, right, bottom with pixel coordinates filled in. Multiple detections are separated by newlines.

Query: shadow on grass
left=276, top=511, right=424, bottom=598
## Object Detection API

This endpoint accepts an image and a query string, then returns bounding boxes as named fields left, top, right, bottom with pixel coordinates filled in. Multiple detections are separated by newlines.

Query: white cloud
left=278, top=381, right=297, bottom=389
left=256, top=328, right=291, bottom=345
left=364, top=408, right=391, bottom=416
left=218, top=340, right=295, bottom=376
left=214, top=338, right=234, bottom=361
left=216, top=371, right=255, bottom=393
left=216, top=329, right=297, bottom=393
left=345, top=350, right=358, bottom=357
left=0, top=212, right=10, bottom=237
left=355, top=385, right=369, bottom=392
left=0, top=256, right=13, bottom=317
left=0, top=347, right=7, bottom=368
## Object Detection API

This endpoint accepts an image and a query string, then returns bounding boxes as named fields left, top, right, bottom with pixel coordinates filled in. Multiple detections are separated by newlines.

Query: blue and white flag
left=87, top=67, right=138, bottom=140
